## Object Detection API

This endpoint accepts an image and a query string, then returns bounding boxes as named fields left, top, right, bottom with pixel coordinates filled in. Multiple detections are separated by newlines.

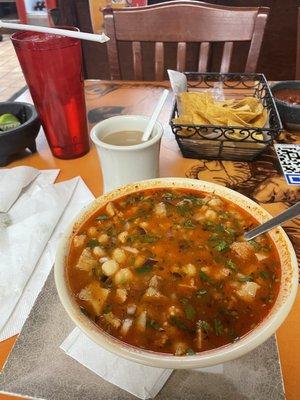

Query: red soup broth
left=67, top=188, right=281, bottom=356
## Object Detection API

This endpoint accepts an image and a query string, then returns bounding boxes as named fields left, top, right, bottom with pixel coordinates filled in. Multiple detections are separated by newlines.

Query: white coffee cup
left=90, top=115, right=164, bottom=192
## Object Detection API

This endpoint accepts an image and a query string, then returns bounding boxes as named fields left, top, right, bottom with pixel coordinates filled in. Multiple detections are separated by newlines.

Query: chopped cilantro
left=146, top=319, right=161, bottom=330
left=226, top=259, right=237, bottom=271
left=197, top=320, right=211, bottom=332
left=135, top=263, right=153, bottom=274
left=259, top=270, right=271, bottom=280
left=163, top=192, right=177, bottom=201
left=180, top=298, right=189, bottom=305
left=249, top=239, right=261, bottom=251
left=140, top=234, right=159, bottom=243
left=95, top=214, right=108, bottom=221
left=186, top=348, right=196, bottom=356
left=103, top=304, right=112, bottom=314
left=177, top=204, right=191, bottom=216
left=182, top=195, right=206, bottom=206
left=199, top=270, right=211, bottom=282
left=87, top=239, right=99, bottom=248
left=184, top=303, right=196, bottom=321
left=169, top=316, right=195, bottom=333
left=106, top=226, right=116, bottom=237
left=183, top=220, right=196, bottom=229
left=202, top=221, right=215, bottom=231
left=224, top=227, right=236, bottom=236
left=214, top=319, right=223, bottom=336
left=214, top=240, right=229, bottom=252
left=238, top=275, right=253, bottom=282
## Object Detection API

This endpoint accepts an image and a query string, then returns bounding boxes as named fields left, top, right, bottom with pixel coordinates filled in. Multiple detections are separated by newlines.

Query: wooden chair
left=103, top=1, right=269, bottom=81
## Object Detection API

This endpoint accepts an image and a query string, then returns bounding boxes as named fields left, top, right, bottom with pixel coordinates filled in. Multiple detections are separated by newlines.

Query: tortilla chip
left=172, top=92, right=268, bottom=139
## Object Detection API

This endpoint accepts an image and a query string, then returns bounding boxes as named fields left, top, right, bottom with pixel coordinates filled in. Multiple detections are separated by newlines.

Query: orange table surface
left=0, top=80, right=299, bottom=400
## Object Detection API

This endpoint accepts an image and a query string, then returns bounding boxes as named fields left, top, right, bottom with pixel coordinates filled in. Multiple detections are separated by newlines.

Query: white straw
left=142, top=89, right=169, bottom=142
left=0, top=20, right=109, bottom=43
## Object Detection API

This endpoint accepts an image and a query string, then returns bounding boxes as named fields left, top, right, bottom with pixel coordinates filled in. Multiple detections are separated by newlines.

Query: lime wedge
left=0, top=113, right=21, bottom=131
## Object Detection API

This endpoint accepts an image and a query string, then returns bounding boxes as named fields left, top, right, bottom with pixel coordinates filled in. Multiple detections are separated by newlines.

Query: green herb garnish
left=169, top=316, right=195, bottom=333
left=96, top=214, right=108, bottom=221
left=214, top=240, right=229, bottom=252
left=146, top=319, right=161, bottom=330
left=135, top=264, right=153, bottom=274
left=197, top=320, right=211, bottom=332
left=238, top=275, right=253, bottom=282
left=214, top=319, right=223, bottom=336
left=163, top=192, right=177, bottom=201
left=249, top=239, right=261, bottom=251
left=180, top=298, right=189, bottom=305
left=106, top=226, right=116, bottom=237
left=103, top=304, right=112, bottom=314
left=87, top=239, right=99, bottom=248
left=140, top=234, right=159, bottom=243
left=184, top=304, right=196, bottom=321
left=186, top=348, right=196, bottom=356
left=259, top=270, right=271, bottom=280
left=183, top=220, right=196, bottom=229
left=199, top=270, right=211, bottom=282
left=226, top=259, right=237, bottom=271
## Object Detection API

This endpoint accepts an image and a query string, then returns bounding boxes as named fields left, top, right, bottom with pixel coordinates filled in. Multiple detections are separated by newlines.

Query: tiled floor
left=0, top=35, right=27, bottom=102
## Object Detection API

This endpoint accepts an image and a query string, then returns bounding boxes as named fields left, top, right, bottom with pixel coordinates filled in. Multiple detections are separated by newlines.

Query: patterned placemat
left=0, top=270, right=285, bottom=400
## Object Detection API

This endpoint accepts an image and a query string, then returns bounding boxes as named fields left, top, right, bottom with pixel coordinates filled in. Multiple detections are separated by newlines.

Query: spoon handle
left=244, top=202, right=300, bottom=241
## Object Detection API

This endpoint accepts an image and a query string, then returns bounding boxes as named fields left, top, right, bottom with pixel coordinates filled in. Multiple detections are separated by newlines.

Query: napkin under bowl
left=0, top=102, right=40, bottom=167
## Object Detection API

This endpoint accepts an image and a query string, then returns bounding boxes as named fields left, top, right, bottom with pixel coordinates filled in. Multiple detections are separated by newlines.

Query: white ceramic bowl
left=55, top=178, right=298, bottom=369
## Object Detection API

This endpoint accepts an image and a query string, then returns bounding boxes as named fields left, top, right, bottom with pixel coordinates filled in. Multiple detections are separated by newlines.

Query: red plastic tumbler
left=11, top=30, right=89, bottom=159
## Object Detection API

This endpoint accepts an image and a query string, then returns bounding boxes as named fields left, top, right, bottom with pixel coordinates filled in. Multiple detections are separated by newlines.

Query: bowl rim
left=54, top=178, right=299, bottom=369
left=0, top=101, right=39, bottom=138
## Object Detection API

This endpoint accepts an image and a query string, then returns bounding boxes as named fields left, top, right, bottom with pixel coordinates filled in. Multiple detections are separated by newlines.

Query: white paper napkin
left=61, top=328, right=224, bottom=399
left=0, top=173, right=78, bottom=333
left=61, top=328, right=173, bottom=400
left=0, top=176, right=94, bottom=341
left=0, top=166, right=40, bottom=212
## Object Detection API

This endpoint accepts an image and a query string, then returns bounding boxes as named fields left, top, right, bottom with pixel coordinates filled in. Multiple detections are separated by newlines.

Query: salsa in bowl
left=55, top=178, right=298, bottom=368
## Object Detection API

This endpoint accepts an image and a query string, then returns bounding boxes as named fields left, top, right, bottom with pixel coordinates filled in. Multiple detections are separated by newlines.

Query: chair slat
left=245, top=10, right=268, bottom=73
left=176, top=42, right=186, bottom=72
left=132, top=41, right=143, bottom=80
left=220, top=41, right=233, bottom=73
left=155, top=42, right=164, bottom=81
left=198, top=42, right=210, bottom=72
left=104, top=11, right=121, bottom=80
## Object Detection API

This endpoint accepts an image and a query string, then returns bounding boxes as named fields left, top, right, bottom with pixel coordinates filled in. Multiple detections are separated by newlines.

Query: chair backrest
left=103, top=1, right=269, bottom=81
left=296, top=7, right=300, bottom=79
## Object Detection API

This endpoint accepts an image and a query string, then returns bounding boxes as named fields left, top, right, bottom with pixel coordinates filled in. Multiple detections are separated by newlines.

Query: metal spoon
left=244, top=202, right=300, bottom=241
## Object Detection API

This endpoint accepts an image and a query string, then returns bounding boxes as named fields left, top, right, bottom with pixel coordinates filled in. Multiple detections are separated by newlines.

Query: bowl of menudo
left=55, top=178, right=298, bottom=368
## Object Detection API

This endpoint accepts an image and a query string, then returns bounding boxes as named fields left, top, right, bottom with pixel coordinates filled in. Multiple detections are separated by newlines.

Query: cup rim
left=11, top=27, right=80, bottom=49
left=90, top=115, right=164, bottom=152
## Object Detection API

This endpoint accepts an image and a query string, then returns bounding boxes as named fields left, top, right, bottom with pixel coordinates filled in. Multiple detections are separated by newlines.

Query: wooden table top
left=0, top=80, right=299, bottom=400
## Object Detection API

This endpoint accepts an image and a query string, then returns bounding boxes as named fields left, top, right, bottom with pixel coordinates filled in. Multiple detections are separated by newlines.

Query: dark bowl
left=271, top=81, right=300, bottom=132
left=0, top=102, right=41, bottom=167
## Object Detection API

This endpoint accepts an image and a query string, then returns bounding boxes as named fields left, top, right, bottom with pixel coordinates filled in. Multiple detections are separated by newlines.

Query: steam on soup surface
left=67, top=189, right=281, bottom=356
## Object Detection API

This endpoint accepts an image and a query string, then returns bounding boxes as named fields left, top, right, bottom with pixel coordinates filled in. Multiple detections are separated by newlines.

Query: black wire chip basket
left=169, top=73, right=283, bottom=161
